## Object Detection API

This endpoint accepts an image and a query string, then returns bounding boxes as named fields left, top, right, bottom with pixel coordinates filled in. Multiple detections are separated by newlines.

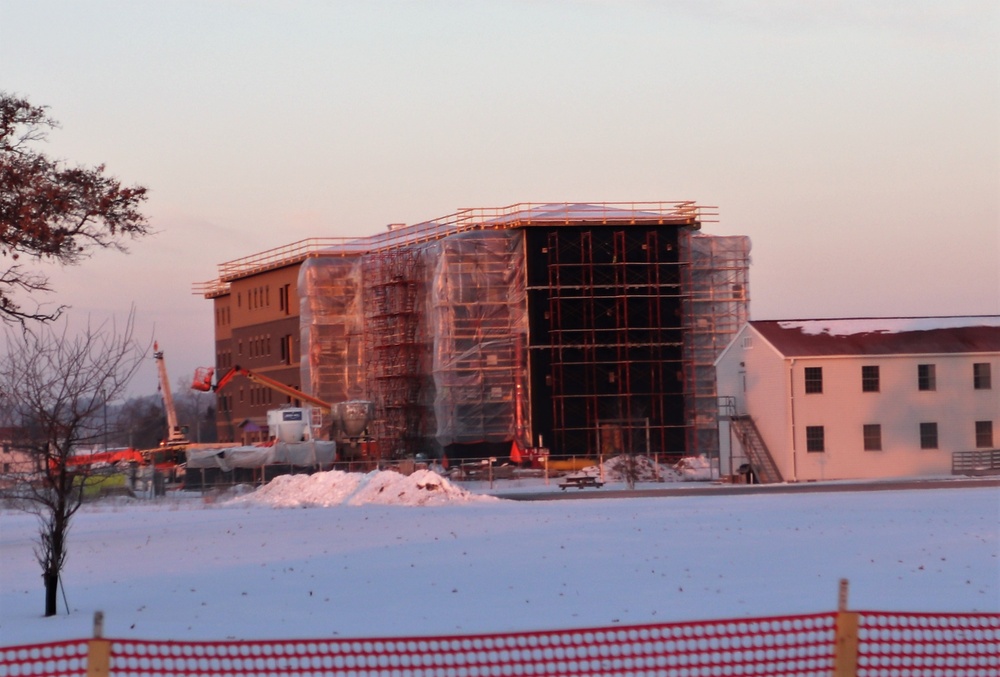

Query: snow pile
left=575, top=455, right=708, bottom=482
left=227, top=468, right=498, bottom=508
left=673, top=455, right=713, bottom=481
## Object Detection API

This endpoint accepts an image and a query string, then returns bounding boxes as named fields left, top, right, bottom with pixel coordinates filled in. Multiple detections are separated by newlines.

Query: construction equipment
left=193, top=365, right=332, bottom=411
left=192, top=366, right=374, bottom=446
left=153, top=342, right=189, bottom=446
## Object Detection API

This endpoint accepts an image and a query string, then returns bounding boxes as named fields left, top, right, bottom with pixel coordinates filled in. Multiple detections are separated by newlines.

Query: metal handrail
left=194, top=202, right=717, bottom=293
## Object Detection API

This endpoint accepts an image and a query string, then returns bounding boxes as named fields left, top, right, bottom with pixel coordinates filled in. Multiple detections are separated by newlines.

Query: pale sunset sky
left=1, top=0, right=997, bottom=395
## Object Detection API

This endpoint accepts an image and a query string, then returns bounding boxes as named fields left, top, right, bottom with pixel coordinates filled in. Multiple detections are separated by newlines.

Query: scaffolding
left=210, top=203, right=748, bottom=463
left=363, top=247, right=431, bottom=460
left=532, top=226, right=688, bottom=460
left=680, top=232, right=751, bottom=459
left=429, top=231, right=529, bottom=450
left=298, top=256, right=365, bottom=424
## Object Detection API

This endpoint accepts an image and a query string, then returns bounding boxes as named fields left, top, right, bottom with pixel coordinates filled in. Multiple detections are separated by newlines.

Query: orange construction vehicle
left=192, top=366, right=332, bottom=411
left=192, top=366, right=374, bottom=447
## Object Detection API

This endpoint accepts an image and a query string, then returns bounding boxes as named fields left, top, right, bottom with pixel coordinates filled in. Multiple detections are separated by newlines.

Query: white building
left=715, top=317, right=1000, bottom=482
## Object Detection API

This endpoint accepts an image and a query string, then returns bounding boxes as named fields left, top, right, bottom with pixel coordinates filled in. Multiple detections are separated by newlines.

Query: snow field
left=0, top=470, right=996, bottom=647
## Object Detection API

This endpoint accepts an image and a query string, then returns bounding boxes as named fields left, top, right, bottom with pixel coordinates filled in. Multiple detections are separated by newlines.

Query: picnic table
left=558, top=475, right=604, bottom=490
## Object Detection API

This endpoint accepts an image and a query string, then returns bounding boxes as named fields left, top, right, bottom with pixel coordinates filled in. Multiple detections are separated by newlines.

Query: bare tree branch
left=0, top=312, right=147, bottom=616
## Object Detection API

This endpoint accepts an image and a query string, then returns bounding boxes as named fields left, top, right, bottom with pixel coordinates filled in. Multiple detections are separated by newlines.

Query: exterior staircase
left=729, top=415, right=783, bottom=484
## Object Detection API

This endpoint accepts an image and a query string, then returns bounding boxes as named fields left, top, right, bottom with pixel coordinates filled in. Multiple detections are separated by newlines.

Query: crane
left=192, top=365, right=332, bottom=411
left=192, top=365, right=374, bottom=446
left=153, top=341, right=189, bottom=446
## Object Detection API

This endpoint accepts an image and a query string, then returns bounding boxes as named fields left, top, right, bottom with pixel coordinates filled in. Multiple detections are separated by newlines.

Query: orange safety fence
left=1, top=611, right=997, bottom=677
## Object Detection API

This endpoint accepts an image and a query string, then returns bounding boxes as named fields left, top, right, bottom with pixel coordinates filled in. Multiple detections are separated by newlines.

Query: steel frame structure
left=200, top=203, right=748, bottom=462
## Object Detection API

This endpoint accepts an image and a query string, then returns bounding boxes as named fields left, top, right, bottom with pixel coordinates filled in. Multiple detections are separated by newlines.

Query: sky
left=1, top=0, right=998, bottom=397
left=1, top=473, right=997, bottom=646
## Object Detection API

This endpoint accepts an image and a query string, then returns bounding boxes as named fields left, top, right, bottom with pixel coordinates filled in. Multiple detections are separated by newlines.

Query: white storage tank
left=267, top=407, right=311, bottom=443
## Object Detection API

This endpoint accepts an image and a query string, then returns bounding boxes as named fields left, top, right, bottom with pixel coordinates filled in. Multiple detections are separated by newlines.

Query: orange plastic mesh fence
left=0, top=639, right=89, bottom=677
left=1, top=611, right=997, bottom=677
left=856, top=611, right=999, bottom=676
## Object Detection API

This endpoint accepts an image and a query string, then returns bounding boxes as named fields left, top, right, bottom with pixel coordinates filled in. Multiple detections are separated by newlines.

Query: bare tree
left=113, top=394, right=167, bottom=450
left=0, top=92, right=151, bottom=325
left=0, top=314, right=145, bottom=616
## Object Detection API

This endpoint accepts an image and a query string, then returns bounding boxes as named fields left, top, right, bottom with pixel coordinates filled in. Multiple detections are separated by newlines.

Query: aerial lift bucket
left=192, top=367, right=215, bottom=392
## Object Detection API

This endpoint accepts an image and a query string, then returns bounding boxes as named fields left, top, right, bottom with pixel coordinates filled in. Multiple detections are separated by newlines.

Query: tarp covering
left=681, top=232, right=752, bottom=456
left=426, top=230, right=528, bottom=446
left=299, top=231, right=529, bottom=455
left=186, top=441, right=336, bottom=470
left=274, top=440, right=336, bottom=467
left=186, top=446, right=274, bottom=471
left=298, top=256, right=366, bottom=415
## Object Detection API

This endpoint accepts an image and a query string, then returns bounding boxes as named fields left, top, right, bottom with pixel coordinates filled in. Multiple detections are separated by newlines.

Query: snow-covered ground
left=0, top=469, right=997, bottom=648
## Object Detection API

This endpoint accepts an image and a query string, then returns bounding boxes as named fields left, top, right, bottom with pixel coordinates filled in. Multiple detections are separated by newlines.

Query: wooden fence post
left=87, top=611, right=111, bottom=677
left=833, top=578, right=859, bottom=677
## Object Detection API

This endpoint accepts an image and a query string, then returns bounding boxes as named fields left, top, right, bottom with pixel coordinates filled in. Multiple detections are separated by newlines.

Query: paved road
left=494, top=476, right=1000, bottom=501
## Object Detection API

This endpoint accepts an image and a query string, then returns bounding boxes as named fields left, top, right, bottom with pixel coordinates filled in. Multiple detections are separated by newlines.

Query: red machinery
left=192, top=366, right=333, bottom=411
left=192, top=366, right=374, bottom=452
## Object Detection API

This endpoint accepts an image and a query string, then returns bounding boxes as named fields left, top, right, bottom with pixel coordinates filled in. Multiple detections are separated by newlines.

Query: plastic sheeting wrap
left=681, top=232, right=751, bottom=456
left=186, top=446, right=274, bottom=471
left=186, top=441, right=336, bottom=470
left=273, top=440, right=336, bottom=467
left=426, top=231, right=528, bottom=447
left=296, top=231, right=529, bottom=455
left=298, top=256, right=366, bottom=410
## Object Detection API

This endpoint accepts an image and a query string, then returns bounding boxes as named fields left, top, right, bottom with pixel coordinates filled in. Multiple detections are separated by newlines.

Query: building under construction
left=195, top=202, right=750, bottom=464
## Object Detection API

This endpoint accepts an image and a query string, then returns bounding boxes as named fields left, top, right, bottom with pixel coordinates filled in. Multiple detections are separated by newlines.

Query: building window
left=918, top=364, right=936, bottom=391
left=804, top=367, right=823, bottom=394
left=863, top=424, right=882, bottom=451
left=976, top=421, right=994, bottom=448
left=806, top=426, right=825, bottom=452
left=974, top=363, right=992, bottom=390
left=862, top=365, right=880, bottom=392
left=919, top=422, right=938, bottom=449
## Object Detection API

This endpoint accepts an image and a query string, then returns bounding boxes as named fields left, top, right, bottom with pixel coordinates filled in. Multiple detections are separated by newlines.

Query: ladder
left=729, top=415, right=783, bottom=484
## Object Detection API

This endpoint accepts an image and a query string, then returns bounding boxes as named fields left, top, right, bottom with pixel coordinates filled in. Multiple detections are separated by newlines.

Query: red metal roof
left=750, top=317, right=1000, bottom=357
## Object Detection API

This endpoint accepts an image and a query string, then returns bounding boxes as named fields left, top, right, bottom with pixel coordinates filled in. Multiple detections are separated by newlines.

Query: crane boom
left=153, top=342, right=189, bottom=445
left=195, top=365, right=333, bottom=412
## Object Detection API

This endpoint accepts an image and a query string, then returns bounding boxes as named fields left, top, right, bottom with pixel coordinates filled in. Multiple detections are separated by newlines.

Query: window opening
left=862, top=365, right=880, bottom=393
left=975, top=421, right=993, bottom=448
left=974, top=363, right=992, bottom=390
left=804, top=367, right=823, bottom=394
left=918, top=364, right=936, bottom=391
left=806, top=425, right=825, bottom=452
left=919, top=422, right=938, bottom=449
left=863, top=424, right=882, bottom=451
